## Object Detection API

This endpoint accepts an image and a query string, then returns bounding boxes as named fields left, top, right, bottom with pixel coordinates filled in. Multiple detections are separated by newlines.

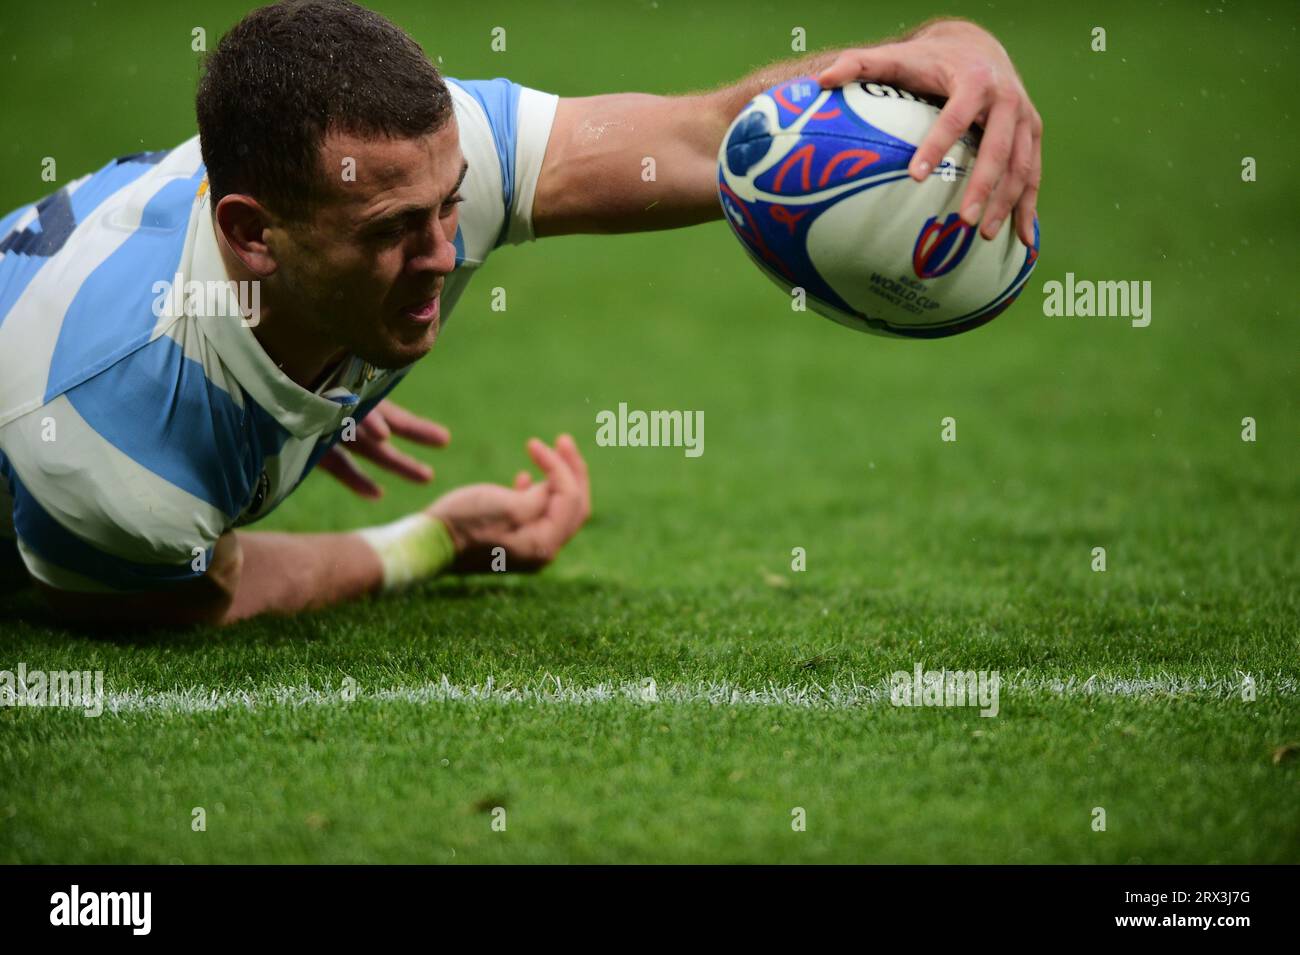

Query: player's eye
left=367, top=221, right=406, bottom=242
left=439, top=194, right=464, bottom=219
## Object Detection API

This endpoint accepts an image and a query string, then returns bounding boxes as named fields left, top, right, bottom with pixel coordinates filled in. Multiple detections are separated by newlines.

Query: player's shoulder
left=0, top=137, right=209, bottom=427
left=51, top=318, right=276, bottom=503
left=444, top=77, right=559, bottom=254
left=445, top=76, right=527, bottom=139
left=444, top=76, right=559, bottom=180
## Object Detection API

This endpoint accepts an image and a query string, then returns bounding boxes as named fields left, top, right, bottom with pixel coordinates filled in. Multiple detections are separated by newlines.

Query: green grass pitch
left=0, top=0, right=1296, bottom=863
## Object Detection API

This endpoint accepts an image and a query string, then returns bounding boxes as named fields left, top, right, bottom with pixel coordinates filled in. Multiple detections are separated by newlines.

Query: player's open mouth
left=402, top=296, right=440, bottom=325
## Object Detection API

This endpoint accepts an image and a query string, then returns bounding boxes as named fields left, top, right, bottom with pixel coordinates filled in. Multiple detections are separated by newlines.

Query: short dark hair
left=196, top=0, right=453, bottom=218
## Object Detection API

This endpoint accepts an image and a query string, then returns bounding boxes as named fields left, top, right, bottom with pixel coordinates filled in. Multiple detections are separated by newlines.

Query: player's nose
left=406, top=220, right=457, bottom=276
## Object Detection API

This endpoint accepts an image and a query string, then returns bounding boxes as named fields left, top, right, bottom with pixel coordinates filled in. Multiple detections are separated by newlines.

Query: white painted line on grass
left=89, top=672, right=1298, bottom=716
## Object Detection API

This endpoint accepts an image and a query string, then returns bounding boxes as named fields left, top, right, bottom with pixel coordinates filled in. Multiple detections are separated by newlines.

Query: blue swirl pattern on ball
left=724, top=111, right=773, bottom=177
left=718, top=77, right=1040, bottom=338
left=720, top=78, right=919, bottom=321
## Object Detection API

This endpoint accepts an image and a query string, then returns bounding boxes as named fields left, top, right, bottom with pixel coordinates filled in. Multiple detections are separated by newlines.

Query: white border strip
left=87, top=672, right=1297, bottom=716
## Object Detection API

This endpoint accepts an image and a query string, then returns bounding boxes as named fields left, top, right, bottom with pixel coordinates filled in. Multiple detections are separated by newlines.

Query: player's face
left=275, top=120, right=465, bottom=371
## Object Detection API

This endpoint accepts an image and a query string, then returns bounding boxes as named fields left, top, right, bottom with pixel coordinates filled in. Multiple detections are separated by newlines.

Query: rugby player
left=0, top=0, right=1041, bottom=627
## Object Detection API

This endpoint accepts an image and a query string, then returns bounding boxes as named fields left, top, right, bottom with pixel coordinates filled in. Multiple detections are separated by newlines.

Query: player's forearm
left=535, top=20, right=968, bottom=236
left=225, top=511, right=459, bottom=623
left=223, top=530, right=385, bottom=623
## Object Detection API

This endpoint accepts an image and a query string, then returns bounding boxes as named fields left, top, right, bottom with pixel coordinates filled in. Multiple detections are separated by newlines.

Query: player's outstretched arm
left=532, top=18, right=1040, bottom=245
left=36, top=437, right=591, bottom=630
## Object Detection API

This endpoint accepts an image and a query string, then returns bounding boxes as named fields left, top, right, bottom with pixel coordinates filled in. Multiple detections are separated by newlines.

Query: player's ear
left=214, top=194, right=278, bottom=277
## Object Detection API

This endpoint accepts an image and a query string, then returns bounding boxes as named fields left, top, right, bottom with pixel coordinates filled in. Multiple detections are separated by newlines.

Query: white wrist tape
left=356, top=513, right=456, bottom=591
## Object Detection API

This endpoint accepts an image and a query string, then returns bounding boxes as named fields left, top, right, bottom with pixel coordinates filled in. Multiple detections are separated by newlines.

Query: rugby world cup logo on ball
left=717, top=78, right=1040, bottom=338
left=913, top=212, right=977, bottom=280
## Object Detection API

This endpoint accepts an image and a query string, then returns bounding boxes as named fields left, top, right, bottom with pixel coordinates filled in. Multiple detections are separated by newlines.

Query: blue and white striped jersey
left=0, top=78, right=558, bottom=593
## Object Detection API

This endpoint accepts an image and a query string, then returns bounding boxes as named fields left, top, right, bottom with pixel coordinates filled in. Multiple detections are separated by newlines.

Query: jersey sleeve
left=445, top=78, right=559, bottom=253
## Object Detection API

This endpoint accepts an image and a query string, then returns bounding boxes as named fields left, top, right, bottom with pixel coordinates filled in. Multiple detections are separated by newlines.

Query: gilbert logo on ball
left=718, top=78, right=1040, bottom=338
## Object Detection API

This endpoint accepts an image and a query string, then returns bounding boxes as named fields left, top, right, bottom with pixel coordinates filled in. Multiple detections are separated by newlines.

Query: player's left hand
left=317, top=399, right=450, bottom=498
left=429, top=434, right=592, bottom=573
left=817, top=19, right=1041, bottom=245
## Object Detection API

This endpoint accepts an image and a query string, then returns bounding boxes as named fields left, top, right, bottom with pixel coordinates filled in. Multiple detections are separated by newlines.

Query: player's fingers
left=554, top=434, right=592, bottom=520
left=1014, top=115, right=1043, bottom=247
left=526, top=438, right=577, bottom=497
left=961, top=95, right=1018, bottom=229
left=982, top=119, right=1034, bottom=240
left=505, top=479, right=551, bottom=526
left=357, top=409, right=390, bottom=443
left=911, top=84, right=985, bottom=182
left=316, top=447, right=382, bottom=499
left=527, top=438, right=586, bottom=533
left=817, top=44, right=926, bottom=91
left=514, top=470, right=533, bottom=490
left=358, top=441, right=434, bottom=483
left=554, top=434, right=590, bottom=489
left=1014, top=187, right=1039, bottom=249
left=376, top=400, right=451, bottom=447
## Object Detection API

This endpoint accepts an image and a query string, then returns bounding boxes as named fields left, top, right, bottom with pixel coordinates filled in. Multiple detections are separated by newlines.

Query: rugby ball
left=718, top=78, right=1039, bottom=338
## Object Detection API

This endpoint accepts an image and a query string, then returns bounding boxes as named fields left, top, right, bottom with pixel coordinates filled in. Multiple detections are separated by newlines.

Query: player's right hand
left=427, top=434, right=591, bottom=573
left=317, top=399, right=451, bottom=498
left=817, top=19, right=1042, bottom=246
